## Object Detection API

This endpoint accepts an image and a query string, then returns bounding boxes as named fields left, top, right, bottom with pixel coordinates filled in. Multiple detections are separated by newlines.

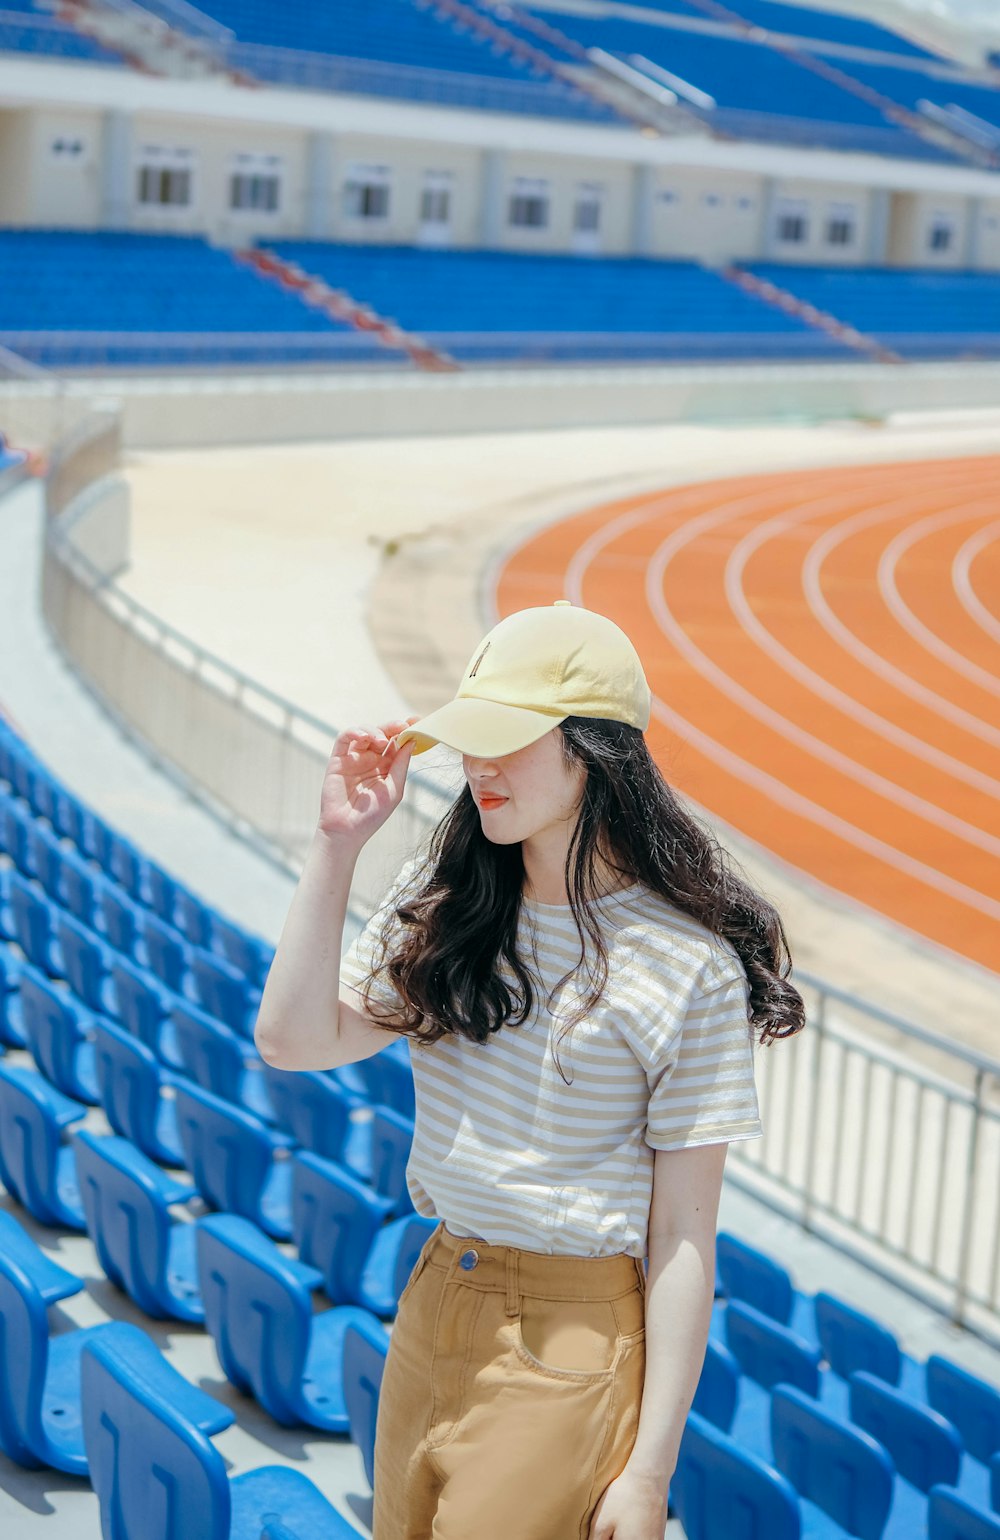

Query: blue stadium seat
left=145, top=859, right=182, bottom=927
left=850, top=1370, right=963, bottom=1537
left=717, top=1230, right=798, bottom=1327
left=771, top=1382, right=895, bottom=1538
left=927, top=1354, right=1000, bottom=1466
left=8, top=869, right=64, bottom=976
left=290, top=1148, right=425, bottom=1310
left=672, top=1407, right=801, bottom=1540
left=196, top=1211, right=377, bottom=1431
left=814, top=1290, right=919, bottom=1415
left=189, top=945, right=258, bottom=1036
left=263, top=1063, right=359, bottom=1158
left=142, top=908, right=199, bottom=998
left=174, top=886, right=214, bottom=948
left=73, top=1129, right=204, bottom=1322
left=347, top=1034, right=416, bottom=1121
left=0, top=866, right=15, bottom=945
left=692, top=1337, right=740, bottom=1435
left=0, top=1062, right=87, bottom=1228
left=108, top=951, right=183, bottom=1068
left=100, top=881, right=150, bottom=965
left=0, top=942, right=27, bottom=1046
left=18, top=962, right=100, bottom=1104
left=55, top=907, right=119, bottom=1016
left=91, top=1015, right=186, bottom=1165
left=59, top=844, right=108, bottom=932
left=170, top=999, right=276, bottom=1122
left=927, top=1485, right=1000, bottom=1540
left=210, top=912, right=274, bottom=989
left=28, top=820, right=67, bottom=906
left=173, top=1078, right=296, bottom=1237
left=80, top=1321, right=364, bottom=1540
left=724, top=1298, right=822, bottom=1460
left=0, top=792, right=34, bottom=875
left=0, top=1241, right=110, bottom=1474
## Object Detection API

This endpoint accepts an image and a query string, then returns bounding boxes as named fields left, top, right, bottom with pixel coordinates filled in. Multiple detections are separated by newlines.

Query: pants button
left=459, top=1249, right=479, bottom=1270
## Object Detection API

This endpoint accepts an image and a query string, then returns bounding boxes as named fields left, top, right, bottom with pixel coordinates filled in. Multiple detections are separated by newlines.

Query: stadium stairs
left=237, top=248, right=460, bottom=373
left=1, top=705, right=1000, bottom=1537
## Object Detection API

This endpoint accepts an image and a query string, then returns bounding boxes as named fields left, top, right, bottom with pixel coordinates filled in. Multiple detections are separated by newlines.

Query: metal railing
left=37, top=410, right=1000, bottom=1348
left=0, top=331, right=411, bottom=372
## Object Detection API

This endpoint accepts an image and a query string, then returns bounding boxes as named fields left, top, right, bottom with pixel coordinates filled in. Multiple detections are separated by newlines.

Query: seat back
left=0, top=1252, right=50, bottom=1466
left=170, top=1001, right=243, bottom=1101
left=59, top=847, right=103, bottom=929
left=140, top=912, right=189, bottom=993
left=715, top=1232, right=794, bottom=1326
left=54, top=910, right=109, bottom=1012
left=672, top=1408, right=801, bottom=1540
left=73, top=1129, right=171, bottom=1309
left=91, top=1017, right=163, bottom=1147
left=265, top=1067, right=350, bottom=1159
left=195, top=1213, right=311, bottom=1420
left=291, top=1151, right=410, bottom=1301
left=692, top=1336, right=739, bottom=1434
left=189, top=950, right=250, bottom=1037
left=145, top=864, right=180, bottom=927
left=926, top=1354, right=1000, bottom=1465
left=725, top=1298, right=821, bottom=1397
left=0, top=799, right=32, bottom=875
left=108, top=835, right=145, bottom=904
left=814, top=1290, right=901, bottom=1385
left=173, top=1079, right=276, bottom=1221
left=927, top=1486, right=1000, bottom=1540
left=100, top=886, right=144, bottom=961
left=850, top=1370, right=962, bottom=1492
left=108, top=954, right=166, bottom=1052
left=342, top=1314, right=393, bottom=1493
left=8, top=871, right=56, bottom=973
left=211, top=915, right=269, bottom=989
left=81, top=1324, right=232, bottom=1540
left=18, top=964, right=87, bottom=1091
left=173, top=889, right=211, bottom=948
left=28, top=823, right=64, bottom=905
left=0, top=1063, right=85, bottom=1224
left=771, top=1383, right=894, bottom=1540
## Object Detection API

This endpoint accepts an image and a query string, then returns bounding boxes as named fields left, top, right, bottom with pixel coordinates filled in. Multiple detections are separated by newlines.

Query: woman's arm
left=253, top=718, right=416, bottom=1071
left=624, top=1140, right=729, bottom=1484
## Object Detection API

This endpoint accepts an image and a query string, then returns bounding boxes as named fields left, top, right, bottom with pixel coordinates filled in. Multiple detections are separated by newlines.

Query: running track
left=495, top=455, right=1000, bottom=977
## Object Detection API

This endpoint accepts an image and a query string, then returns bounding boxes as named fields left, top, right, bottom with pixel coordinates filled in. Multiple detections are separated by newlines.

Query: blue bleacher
left=0, top=229, right=398, bottom=369
left=517, top=5, right=957, bottom=159
left=749, top=265, right=1000, bottom=359
left=268, top=241, right=855, bottom=362
left=696, top=0, right=940, bottom=60
left=0, top=0, right=124, bottom=65
left=830, top=57, right=1000, bottom=140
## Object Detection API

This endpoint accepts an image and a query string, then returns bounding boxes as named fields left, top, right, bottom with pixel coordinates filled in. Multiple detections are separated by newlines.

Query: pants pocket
left=515, top=1294, right=620, bottom=1378
left=395, top=1245, right=430, bottom=1310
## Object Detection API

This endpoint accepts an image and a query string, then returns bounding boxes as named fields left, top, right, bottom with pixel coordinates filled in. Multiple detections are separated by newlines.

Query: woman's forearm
left=253, top=826, right=360, bottom=1069
left=624, top=1229, right=717, bottom=1484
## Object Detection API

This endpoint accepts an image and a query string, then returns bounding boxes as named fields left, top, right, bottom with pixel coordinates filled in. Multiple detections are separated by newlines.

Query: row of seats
left=614, top=0, right=941, bottom=61
left=2, top=709, right=1000, bottom=1538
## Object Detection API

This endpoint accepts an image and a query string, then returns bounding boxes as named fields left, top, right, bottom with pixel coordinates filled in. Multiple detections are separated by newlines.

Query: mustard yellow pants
left=371, top=1218, right=648, bottom=1540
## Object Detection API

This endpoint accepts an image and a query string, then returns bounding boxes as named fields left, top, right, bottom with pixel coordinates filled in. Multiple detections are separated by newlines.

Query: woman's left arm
left=588, top=1140, right=729, bottom=1540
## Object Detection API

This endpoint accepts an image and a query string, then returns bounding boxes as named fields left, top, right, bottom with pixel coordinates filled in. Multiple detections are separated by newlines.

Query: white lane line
left=726, top=499, right=1000, bottom=801
left=804, top=504, right=1000, bottom=750
left=561, top=493, right=1000, bottom=923
left=952, top=519, right=1000, bottom=649
left=878, top=507, right=1000, bottom=700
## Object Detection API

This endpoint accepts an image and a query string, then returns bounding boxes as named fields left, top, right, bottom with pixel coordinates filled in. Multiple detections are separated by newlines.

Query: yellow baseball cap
left=395, top=600, right=651, bottom=757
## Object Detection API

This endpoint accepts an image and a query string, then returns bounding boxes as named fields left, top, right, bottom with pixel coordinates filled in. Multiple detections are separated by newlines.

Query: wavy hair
left=355, top=717, right=805, bottom=1082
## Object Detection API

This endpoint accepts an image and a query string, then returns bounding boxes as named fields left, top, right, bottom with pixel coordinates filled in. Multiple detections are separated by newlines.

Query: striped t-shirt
left=340, top=860, right=763, bottom=1260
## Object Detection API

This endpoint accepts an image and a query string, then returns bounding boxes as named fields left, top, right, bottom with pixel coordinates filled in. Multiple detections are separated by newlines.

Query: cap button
left=553, top=599, right=572, bottom=607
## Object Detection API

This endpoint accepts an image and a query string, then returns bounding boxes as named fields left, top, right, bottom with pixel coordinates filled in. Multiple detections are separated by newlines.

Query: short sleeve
left=643, top=962, right=763, bottom=1153
left=340, top=853, right=423, bottom=1016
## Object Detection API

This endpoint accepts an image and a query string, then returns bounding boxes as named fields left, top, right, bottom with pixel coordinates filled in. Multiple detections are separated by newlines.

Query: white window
left=344, top=163, right=391, bottom=222
left=774, top=197, right=810, bottom=245
left=49, top=135, right=87, bottom=163
left=420, top=169, right=453, bottom=228
left=229, top=152, right=283, bottom=215
left=573, top=182, right=603, bottom=233
left=825, top=201, right=857, bottom=247
left=136, top=145, right=194, bottom=208
left=927, top=211, right=955, bottom=253
left=508, top=176, right=550, bottom=230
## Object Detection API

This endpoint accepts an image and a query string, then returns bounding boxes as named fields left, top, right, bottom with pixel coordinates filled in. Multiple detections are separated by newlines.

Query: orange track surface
left=495, top=455, right=1000, bottom=977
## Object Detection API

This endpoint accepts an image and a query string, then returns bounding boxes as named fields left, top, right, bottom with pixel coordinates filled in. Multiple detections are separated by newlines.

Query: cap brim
left=396, top=698, right=567, bottom=757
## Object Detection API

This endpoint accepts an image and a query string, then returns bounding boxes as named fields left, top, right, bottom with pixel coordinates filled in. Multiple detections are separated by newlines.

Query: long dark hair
left=357, top=717, right=805, bottom=1081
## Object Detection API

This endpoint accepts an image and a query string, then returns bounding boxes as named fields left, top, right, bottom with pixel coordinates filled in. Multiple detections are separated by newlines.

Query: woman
left=256, top=599, right=805, bottom=1540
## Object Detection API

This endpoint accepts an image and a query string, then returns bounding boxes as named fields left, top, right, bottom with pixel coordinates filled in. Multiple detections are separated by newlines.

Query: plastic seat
left=142, top=909, right=197, bottom=997
left=8, top=870, right=63, bottom=976
left=196, top=1212, right=378, bottom=1431
left=725, top=1298, right=822, bottom=1460
left=210, top=913, right=273, bottom=989
left=264, top=1064, right=359, bottom=1158
left=692, top=1336, right=739, bottom=1435
left=189, top=946, right=257, bottom=1037
left=672, top=1407, right=801, bottom=1540
left=174, top=1078, right=296, bottom=1238
left=815, top=1290, right=920, bottom=1416
left=927, top=1353, right=1000, bottom=1476
left=927, top=1485, right=1000, bottom=1539
left=850, top=1370, right=962, bottom=1538
left=80, top=1321, right=364, bottom=1540
left=18, top=963, right=100, bottom=1104
left=100, top=883, right=149, bottom=965
left=59, top=844, right=108, bottom=932
left=716, top=1229, right=814, bottom=1336
left=54, top=908, right=119, bottom=1016
left=772, top=1382, right=895, bottom=1539
left=170, top=1000, right=275, bottom=1122
left=0, top=864, right=15, bottom=943
left=73, top=1129, right=204, bottom=1322
left=0, top=1062, right=87, bottom=1228
left=0, top=1230, right=111, bottom=1474
left=108, top=950, right=183, bottom=1065
left=0, top=795, right=33, bottom=876
left=0, top=942, right=27, bottom=1046
left=108, top=832, right=153, bottom=906
left=28, top=821, right=67, bottom=906
left=290, top=1149, right=425, bottom=1309
left=351, top=1036, right=415, bottom=1121
left=145, top=860, right=181, bottom=927
left=174, top=886, right=214, bottom=948
left=91, top=1016, right=185, bottom=1165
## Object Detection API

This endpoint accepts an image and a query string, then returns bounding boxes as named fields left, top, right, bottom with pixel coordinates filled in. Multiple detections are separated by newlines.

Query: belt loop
left=505, top=1246, right=519, bottom=1318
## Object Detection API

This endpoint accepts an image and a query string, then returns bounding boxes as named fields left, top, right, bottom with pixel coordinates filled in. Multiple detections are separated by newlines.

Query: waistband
left=421, top=1219, right=646, bottom=1306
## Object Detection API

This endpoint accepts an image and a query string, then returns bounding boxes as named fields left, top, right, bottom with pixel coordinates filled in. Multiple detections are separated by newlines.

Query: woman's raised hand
left=317, top=718, right=421, bottom=849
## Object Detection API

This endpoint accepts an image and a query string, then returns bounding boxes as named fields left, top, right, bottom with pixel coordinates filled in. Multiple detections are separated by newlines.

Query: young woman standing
left=256, top=600, right=805, bottom=1540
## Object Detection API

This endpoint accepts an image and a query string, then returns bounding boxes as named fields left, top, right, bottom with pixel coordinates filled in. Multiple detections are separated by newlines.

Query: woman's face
left=462, top=728, right=586, bottom=848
